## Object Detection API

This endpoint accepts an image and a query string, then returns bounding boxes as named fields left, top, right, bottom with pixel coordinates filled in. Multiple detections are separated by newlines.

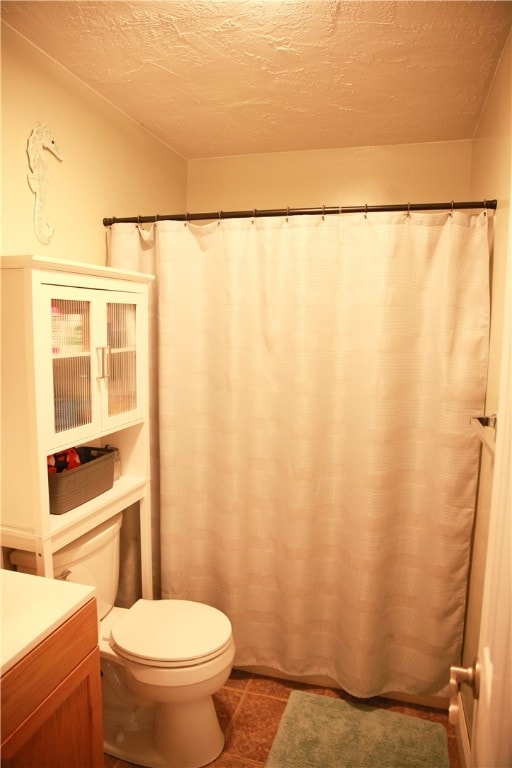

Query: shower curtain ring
left=364, top=203, right=368, bottom=219
left=450, top=201, right=454, bottom=217
left=483, top=199, right=487, bottom=216
left=407, top=202, right=411, bottom=218
left=286, top=207, right=290, bottom=222
left=322, top=205, right=325, bottom=221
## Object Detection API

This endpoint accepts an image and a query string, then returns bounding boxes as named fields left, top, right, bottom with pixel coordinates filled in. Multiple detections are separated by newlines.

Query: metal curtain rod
left=103, top=199, right=497, bottom=226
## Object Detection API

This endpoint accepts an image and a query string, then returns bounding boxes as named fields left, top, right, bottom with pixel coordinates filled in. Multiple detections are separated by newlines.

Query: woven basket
left=48, top=446, right=115, bottom=515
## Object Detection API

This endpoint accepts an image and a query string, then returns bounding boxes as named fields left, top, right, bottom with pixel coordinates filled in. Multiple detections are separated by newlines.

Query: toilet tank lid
left=10, top=513, right=122, bottom=570
left=110, top=599, right=233, bottom=664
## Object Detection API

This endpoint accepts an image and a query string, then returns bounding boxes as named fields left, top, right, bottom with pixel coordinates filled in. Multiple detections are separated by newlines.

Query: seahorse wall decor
left=27, top=123, right=63, bottom=244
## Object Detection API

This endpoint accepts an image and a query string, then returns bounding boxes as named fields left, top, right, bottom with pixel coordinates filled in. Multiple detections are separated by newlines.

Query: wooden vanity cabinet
left=0, top=598, right=103, bottom=768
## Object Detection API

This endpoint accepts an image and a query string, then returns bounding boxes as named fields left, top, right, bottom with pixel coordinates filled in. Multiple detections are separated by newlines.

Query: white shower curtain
left=109, top=210, right=490, bottom=698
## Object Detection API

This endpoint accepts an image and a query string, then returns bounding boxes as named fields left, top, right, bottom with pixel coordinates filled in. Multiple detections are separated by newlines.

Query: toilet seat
left=110, top=599, right=233, bottom=668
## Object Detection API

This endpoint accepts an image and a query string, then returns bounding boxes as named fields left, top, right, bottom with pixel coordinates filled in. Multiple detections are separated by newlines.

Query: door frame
left=469, top=221, right=511, bottom=767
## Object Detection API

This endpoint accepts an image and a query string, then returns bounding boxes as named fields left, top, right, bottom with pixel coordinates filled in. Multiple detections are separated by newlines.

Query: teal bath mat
left=265, top=690, right=449, bottom=768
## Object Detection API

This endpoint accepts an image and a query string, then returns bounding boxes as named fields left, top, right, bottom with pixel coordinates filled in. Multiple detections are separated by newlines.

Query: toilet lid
left=110, top=599, right=233, bottom=667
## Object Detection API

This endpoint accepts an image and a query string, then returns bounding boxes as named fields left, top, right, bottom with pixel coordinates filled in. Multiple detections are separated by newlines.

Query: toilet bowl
left=100, top=600, right=235, bottom=768
left=10, top=514, right=235, bottom=768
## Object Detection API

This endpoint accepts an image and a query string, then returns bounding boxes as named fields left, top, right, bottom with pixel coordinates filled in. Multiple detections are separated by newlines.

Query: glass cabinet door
left=42, top=286, right=144, bottom=449
left=105, top=301, right=137, bottom=419
left=51, top=298, right=92, bottom=433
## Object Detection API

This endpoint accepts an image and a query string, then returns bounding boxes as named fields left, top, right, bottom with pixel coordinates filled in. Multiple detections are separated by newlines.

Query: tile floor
left=104, top=669, right=461, bottom=768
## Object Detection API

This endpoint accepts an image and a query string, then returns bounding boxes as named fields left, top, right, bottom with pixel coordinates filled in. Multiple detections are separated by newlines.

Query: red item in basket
left=47, top=448, right=82, bottom=474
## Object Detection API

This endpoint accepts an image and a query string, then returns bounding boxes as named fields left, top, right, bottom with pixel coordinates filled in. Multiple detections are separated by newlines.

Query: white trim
left=455, top=691, right=471, bottom=768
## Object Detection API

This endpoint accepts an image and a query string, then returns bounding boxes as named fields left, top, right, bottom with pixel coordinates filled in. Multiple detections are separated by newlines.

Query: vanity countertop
left=1, top=569, right=96, bottom=675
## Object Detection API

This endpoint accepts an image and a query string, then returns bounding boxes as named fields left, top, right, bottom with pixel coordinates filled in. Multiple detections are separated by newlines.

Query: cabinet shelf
left=52, top=348, right=136, bottom=360
left=52, top=350, right=90, bottom=359
left=49, top=474, right=147, bottom=537
left=0, top=475, right=148, bottom=554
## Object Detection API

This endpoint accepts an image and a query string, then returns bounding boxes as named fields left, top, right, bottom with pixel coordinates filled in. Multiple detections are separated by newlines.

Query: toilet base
left=103, top=693, right=225, bottom=768
left=155, top=696, right=224, bottom=767
left=103, top=701, right=158, bottom=767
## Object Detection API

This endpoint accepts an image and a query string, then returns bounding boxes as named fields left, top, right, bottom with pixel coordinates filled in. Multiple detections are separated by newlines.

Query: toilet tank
left=10, top=513, right=122, bottom=620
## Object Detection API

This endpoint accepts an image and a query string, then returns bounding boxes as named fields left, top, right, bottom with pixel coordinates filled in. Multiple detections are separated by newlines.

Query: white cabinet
left=1, top=256, right=154, bottom=596
left=40, top=284, right=145, bottom=448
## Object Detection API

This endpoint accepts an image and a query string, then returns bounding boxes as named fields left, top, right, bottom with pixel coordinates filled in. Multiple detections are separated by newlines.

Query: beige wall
left=462, top=32, right=511, bottom=734
left=187, top=139, right=472, bottom=212
left=1, top=24, right=186, bottom=266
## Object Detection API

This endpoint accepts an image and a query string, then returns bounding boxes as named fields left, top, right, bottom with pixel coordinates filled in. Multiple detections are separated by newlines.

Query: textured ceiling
left=2, top=1, right=511, bottom=159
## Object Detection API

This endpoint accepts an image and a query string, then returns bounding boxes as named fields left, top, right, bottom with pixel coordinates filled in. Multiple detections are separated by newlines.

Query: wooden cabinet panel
left=1, top=600, right=98, bottom=736
left=1, top=598, right=103, bottom=768
left=1, top=649, right=103, bottom=768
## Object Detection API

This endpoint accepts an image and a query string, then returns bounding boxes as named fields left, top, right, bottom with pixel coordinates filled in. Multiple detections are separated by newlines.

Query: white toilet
left=10, top=513, right=235, bottom=768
